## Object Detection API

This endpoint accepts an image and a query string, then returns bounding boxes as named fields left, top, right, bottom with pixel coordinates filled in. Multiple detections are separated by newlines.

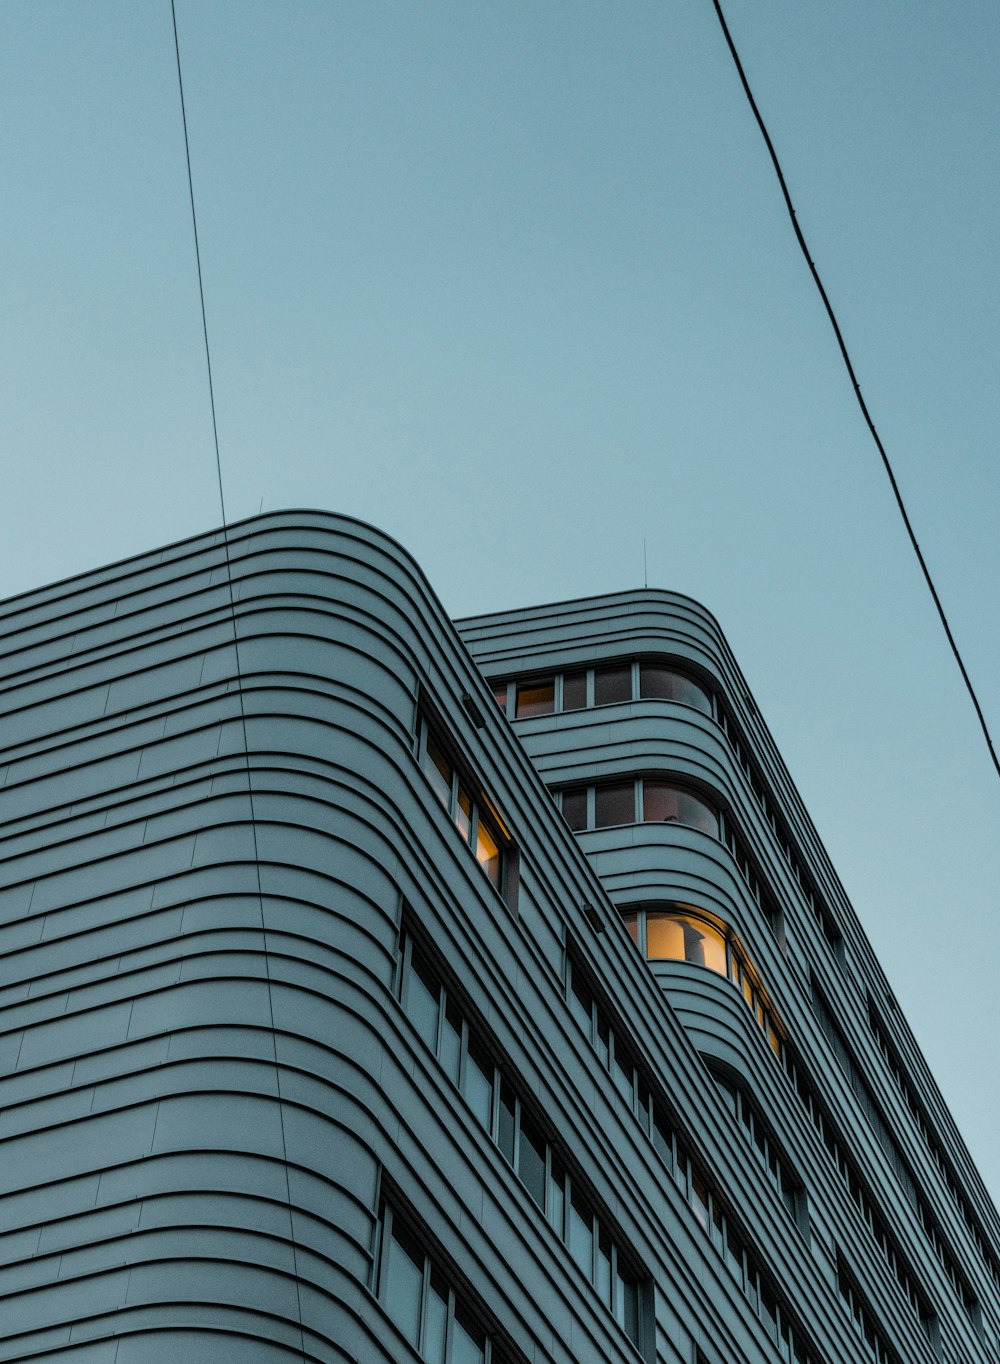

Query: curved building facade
left=0, top=510, right=996, bottom=1364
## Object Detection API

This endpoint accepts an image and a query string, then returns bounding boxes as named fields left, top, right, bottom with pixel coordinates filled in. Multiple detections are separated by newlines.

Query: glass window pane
left=616, top=1272, right=641, bottom=1345
left=462, top=1038, right=494, bottom=1131
left=596, top=1014, right=610, bottom=1067
left=452, top=1305, right=486, bottom=1364
left=424, top=733, right=453, bottom=810
left=475, top=819, right=501, bottom=887
left=491, top=683, right=508, bottom=711
left=597, top=1232, right=612, bottom=1306
left=562, top=670, right=587, bottom=711
left=516, top=680, right=555, bottom=718
left=612, top=1044, right=634, bottom=1105
left=561, top=787, right=588, bottom=831
left=547, top=1156, right=565, bottom=1235
left=639, top=664, right=711, bottom=714
left=594, top=665, right=632, bottom=706
left=726, top=1225, right=744, bottom=1282
left=642, top=782, right=719, bottom=837
left=620, top=909, right=640, bottom=947
left=594, top=781, right=635, bottom=828
left=423, top=1270, right=448, bottom=1364
left=691, top=1169, right=710, bottom=1228
left=652, top=1112, right=673, bottom=1165
left=569, top=970, right=593, bottom=1039
left=498, top=1080, right=516, bottom=1164
left=677, top=914, right=727, bottom=974
left=568, top=1193, right=594, bottom=1278
left=518, top=1116, right=547, bottom=1210
left=406, top=951, right=440, bottom=1052
left=440, top=1002, right=462, bottom=1084
left=456, top=786, right=473, bottom=842
left=644, top=913, right=686, bottom=961
left=385, top=1223, right=423, bottom=1345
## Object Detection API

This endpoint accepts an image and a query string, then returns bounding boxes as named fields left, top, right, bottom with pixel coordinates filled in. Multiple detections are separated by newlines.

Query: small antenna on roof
left=643, top=538, right=648, bottom=589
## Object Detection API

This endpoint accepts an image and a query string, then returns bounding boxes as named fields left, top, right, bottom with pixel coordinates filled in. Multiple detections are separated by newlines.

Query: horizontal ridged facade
left=1, top=509, right=997, bottom=1364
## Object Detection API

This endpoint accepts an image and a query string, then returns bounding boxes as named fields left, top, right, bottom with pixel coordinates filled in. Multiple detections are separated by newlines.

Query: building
left=0, top=509, right=997, bottom=1364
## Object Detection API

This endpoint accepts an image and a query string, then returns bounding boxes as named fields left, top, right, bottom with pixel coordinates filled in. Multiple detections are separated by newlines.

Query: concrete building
left=0, top=509, right=997, bottom=1363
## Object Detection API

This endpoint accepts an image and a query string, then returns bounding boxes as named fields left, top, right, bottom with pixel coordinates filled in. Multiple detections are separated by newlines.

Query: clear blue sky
left=2, top=2, right=998, bottom=1204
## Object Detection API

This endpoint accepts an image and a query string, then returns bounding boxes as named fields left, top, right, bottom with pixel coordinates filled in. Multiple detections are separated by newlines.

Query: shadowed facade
left=0, top=510, right=997, bottom=1364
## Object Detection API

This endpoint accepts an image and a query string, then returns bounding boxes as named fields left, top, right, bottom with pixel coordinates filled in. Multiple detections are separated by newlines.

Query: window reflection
left=594, top=781, right=635, bottom=828
left=493, top=656, right=713, bottom=719
left=515, top=680, right=555, bottom=718
left=562, top=788, right=587, bottom=831
left=377, top=1202, right=499, bottom=1364
left=559, top=777, right=718, bottom=839
left=639, top=664, right=711, bottom=714
left=622, top=905, right=783, bottom=1056
left=420, top=719, right=506, bottom=893
left=642, top=782, right=719, bottom=837
left=562, top=670, right=587, bottom=711
left=399, top=932, right=644, bottom=1353
left=594, top=664, right=632, bottom=706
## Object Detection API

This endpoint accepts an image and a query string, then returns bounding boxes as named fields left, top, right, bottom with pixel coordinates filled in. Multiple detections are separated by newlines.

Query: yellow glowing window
left=475, top=821, right=501, bottom=888
left=456, top=785, right=473, bottom=841
left=645, top=911, right=727, bottom=975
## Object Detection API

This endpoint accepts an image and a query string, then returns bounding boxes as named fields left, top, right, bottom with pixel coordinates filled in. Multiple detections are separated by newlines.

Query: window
left=398, top=930, right=648, bottom=1356
left=781, top=1042, right=940, bottom=1340
left=420, top=719, right=507, bottom=893
left=376, top=1201, right=516, bottom=1363
left=641, top=781, right=718, bottom=836
left=594, top=781, right=635, bottom=828
left=593, top=664, right=631, bottom=706
left=562, top=670, right=587, bottom=711
left=638, top=663, right=712, bottom=714
left=557, top=778, right=719, bottom=839
left=710, top=1072, right=805, bottom=1225
left=564, top=949, right=823, bottom=1364
left=621, top=905, right=784, bottom=1059
left=837, top=1254, right=903, bottom=1364
left=514, top=679, right=554, bottom=718
left=490, top=658, right=712, bottom=719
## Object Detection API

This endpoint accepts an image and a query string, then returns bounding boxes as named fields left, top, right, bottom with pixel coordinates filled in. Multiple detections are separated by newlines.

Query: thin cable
left=711, top=0, right=1000, bottom=784
left=170, top=5, right=307, bottom=1356
left=171, top=0, right=226, bottom=522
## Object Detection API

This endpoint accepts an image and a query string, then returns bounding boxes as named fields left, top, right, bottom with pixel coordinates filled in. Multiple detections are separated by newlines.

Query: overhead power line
left=169, top=6, right=307, bottom=1358
left=711, top=0, right=1000, bottom=785
left=170, top=0, right=226, bottom=526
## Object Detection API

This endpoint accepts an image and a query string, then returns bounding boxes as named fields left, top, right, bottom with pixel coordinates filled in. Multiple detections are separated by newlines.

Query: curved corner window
left=557, top=778, right=719, bottom=839
left=639, top=664, right=711, bottom=715
left=620, top=904, right=784, bottom=1059
left=645, top=910, right=727, bottom=975
left=642, top=782, right=718, bottom=837
left=490, top=657, right=714, bottom=722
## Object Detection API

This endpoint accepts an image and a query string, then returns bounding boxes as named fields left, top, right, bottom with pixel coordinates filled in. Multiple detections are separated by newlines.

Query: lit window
left=420, top=719, right=507, bottom=893
left=515, top=679, right=555, bottom=718
left=623, top=905, right=784, bottom=1057
left=645, top=910, right=727, bottom=975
